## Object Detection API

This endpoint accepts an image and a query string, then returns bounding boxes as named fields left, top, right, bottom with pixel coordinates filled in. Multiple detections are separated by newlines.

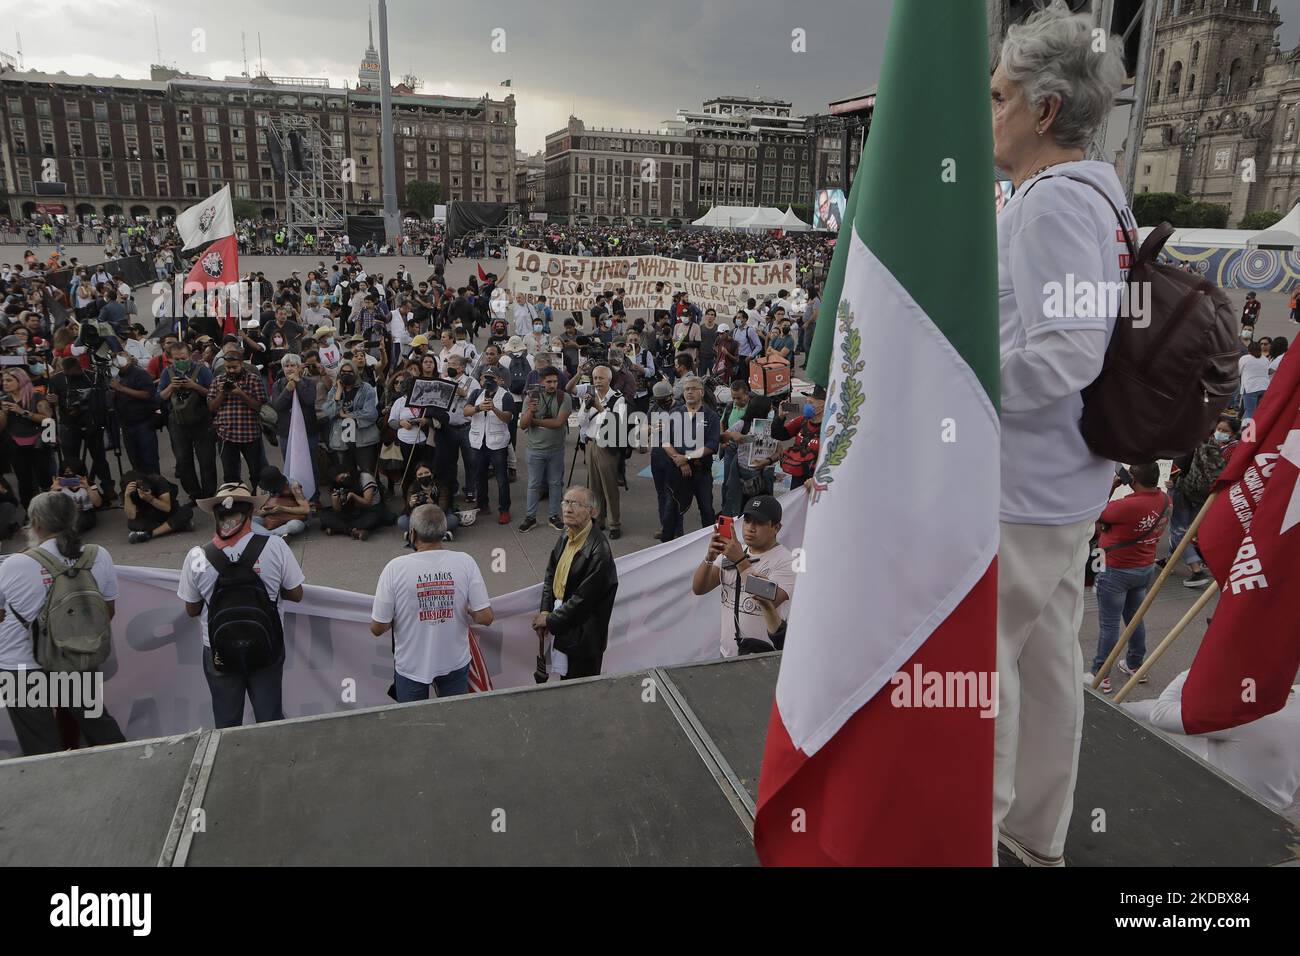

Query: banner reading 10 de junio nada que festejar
left=503, top=245, right=798, bottom=314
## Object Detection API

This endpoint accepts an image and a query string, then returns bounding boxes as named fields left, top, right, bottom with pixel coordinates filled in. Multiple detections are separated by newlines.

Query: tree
left=232, top=197, right=261, bottom=221
left=404, top=181, right=440, bottom=219
left=1132, top=192, right=1187, bottom=226
left=1172, top=201, right=1229, bottom=228
left=1239, top=210, right=1283, bottom=231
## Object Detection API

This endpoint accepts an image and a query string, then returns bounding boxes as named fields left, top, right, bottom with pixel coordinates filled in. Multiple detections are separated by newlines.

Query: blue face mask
left=29, top=362, right=46, bottom=376
left=1213, top=430, right=1231, bottom=443
left=803, top=403, right=815, bottom=419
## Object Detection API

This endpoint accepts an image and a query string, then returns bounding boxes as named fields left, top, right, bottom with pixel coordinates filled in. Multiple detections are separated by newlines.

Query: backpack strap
left=1018, top=173, right=1138, bottom=263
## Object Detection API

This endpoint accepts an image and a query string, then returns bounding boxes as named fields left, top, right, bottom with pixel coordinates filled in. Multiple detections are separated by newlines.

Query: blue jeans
left=1167, top=487, right=1203, bottom=568
left=202, top=644, right=285, bottom=729
left=1243, top=390, right=1266, bottom=421
left=526, top=448, right=565, bottom=520
left=1091, top=565, right=1155, bottom=673
left=472, top=444, right=510, bottom=512
left=394, top=664, right=471, bottom=701
left=658, top=455, right=715, bottom=541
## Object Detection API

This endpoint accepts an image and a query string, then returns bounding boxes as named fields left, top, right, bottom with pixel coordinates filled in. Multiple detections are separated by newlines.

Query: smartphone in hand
left=716, top=515, right=734, bottom=540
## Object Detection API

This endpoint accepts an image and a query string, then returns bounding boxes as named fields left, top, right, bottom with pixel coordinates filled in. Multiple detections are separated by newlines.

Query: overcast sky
left=0, top=0, right=893, bottom=152
left=5, top=0, right=1299, bottom=153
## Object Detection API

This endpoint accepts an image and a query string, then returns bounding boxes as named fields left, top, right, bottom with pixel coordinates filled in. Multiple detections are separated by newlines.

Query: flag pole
left=1092, top=489, right=1219, bottom=688
left=1112, top=583, right=1218, bottom=703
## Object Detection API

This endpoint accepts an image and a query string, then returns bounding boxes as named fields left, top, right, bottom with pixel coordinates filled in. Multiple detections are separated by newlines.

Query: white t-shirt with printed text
left=371, top=549, right=490, bottom=683
left=714, top=542, right=797, bottom=659
left=0, top=541, right=119, bottom=670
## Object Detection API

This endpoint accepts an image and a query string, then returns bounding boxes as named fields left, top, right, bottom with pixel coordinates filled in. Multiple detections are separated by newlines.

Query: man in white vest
left=465, top=367, right=515, bottom=525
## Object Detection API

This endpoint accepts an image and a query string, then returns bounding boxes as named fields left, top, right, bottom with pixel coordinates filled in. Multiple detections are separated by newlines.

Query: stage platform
left=2, top=654, right=1296, bottom=866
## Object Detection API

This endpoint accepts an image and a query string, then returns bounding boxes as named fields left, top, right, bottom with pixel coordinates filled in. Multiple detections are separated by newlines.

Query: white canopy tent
left=778, top=206, right=811, bottom=232
left=1136, top=203, right=1300, bottom=251
left=691, top=205, right=791, bottom=230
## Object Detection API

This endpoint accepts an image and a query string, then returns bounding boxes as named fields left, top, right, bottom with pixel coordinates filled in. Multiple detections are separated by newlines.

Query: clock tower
left=358, top=11, right=382, bottom=90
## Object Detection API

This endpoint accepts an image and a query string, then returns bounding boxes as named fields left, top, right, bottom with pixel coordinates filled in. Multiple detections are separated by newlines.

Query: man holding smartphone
left=691, top=494, right=797, bottom=657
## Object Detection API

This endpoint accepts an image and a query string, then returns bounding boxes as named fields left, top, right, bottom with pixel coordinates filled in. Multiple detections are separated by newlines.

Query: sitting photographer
left=252, top=466, right=311, bottom=539
left=319, top=465, right=385, bottom=540
left=50, top=462, right=102, bottom=533
left=123, top=471, right=194, bottom=544
left=691, top=495, right=797, bottom=658
left=397, top=463, right=460, bottom=542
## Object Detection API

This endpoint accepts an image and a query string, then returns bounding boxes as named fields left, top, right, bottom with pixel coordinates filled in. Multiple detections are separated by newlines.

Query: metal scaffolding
left=265, top=114, right=347, bottom=244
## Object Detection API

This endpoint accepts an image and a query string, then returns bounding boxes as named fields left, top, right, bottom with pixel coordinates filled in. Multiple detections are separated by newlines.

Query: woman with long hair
left=0, top=367, right=54, bottom=505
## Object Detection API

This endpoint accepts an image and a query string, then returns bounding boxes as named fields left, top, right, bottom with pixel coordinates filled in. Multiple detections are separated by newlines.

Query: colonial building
left=0, top=22, right=516, bottom=221
left=543, top=117, right=695, bottom=222
left=515, top=149, right=545, bottom=215
left=1133, top=0, right=1300, bottom=224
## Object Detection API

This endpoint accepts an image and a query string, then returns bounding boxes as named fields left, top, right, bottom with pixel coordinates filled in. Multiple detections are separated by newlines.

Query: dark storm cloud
left=7, top=0, right=893, bottom=150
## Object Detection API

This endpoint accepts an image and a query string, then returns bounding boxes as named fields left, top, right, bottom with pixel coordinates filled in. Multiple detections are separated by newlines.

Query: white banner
left=503, top=246, right=798, bottom=315
left=0, top=495, right=807, bottom=759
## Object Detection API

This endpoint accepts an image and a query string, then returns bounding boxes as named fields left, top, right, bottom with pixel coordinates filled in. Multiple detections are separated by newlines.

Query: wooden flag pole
left=1091, top=489, right=1219, bottom=689
left=1112, top=583, right=1218, bottom=703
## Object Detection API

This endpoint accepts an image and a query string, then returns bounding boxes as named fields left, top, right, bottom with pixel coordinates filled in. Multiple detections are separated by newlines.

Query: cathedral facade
left=1134, top=0, right=1300, bottom=225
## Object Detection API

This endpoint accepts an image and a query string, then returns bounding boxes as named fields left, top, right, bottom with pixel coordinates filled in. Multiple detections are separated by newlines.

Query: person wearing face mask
left=1164, top=417, right=1240, bottom=589
left=313, top=325, right=344, bottom=376
left=387, top=368, right=432, bottom=478
left=0, top=368, right=54, bottom=507
left=50, top=462, right=102, bottom=533
left=524, top=318, right=549, bottom=357
left=208, top=347, right=269, bottom=491
left=768, top=386, right=826, bottom=489
left=158, top=341, right=217, bottom=504
left=108, top=348, right=161, bottom=477
left=397, top=464, right=461, bottom=540
left=319, top=465, right=384, bottom=540
left=370, top=504, right=494, bottom=701
left=322, top=359, right=381, bottom=478
left=179, top=482, right=305, bottom=728
left=766, top=312, right=796, bottom=362
left=731, top=309, right=763, bottom=380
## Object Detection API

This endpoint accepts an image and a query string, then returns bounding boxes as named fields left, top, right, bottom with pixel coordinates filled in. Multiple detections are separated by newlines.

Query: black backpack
left=203, top=535, right=284, bottom=674
left=1024, top=175, right=1240, bottom=462
left=508, top=353, right=531, bottom=394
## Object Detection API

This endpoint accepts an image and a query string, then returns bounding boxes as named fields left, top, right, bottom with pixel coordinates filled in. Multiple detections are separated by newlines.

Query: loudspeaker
left=288, top=130, right=305, bottom=172
left=267, top=135, right=286, bottom=178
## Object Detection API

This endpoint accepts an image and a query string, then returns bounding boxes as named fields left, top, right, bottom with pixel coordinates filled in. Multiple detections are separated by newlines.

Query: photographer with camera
left=157, top=341, right=217, bottom=503
left=691, top=495, right=797, bottom=658
left=574, top=364, right=627, bottom=539
left=465, top=367, right=515, bottom=524
left=47, top=354, right=115, bottom=500
left=519, top=366, right=572, bottom=533
left=122, top=471, right=193, bottom=544
left=319, top=465, right=385, bottom=540
left=109, top=348, right=161, bottom=477
left=322, top=358, right=381, bottom=478
left=397, top=463, right=460, bottom=541
left=208, top=346, right=269, bottom=491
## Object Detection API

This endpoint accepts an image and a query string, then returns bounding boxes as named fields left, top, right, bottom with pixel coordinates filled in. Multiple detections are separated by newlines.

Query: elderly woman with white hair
left=270, top=353, right=319, bottom=471
left=990, top=0, right=1130, bottom=867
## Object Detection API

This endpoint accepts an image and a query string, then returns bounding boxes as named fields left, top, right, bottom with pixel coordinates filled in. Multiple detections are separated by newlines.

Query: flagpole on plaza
left=1113, top=585, right=1218, bottom=703
left=1091, top=489, right=1220, bottom=688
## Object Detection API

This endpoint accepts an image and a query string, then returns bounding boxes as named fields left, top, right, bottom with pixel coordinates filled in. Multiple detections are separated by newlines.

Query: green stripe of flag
left=808, top=0, right=1000, bottom=410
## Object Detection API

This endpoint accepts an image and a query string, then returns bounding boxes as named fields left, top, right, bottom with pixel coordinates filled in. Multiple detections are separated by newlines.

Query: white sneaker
left=998, top=832, right=1065, bottom=867
left=1083, top=672, right=1111, bottom=693
left=1116, top=660, right=1148, bottom=684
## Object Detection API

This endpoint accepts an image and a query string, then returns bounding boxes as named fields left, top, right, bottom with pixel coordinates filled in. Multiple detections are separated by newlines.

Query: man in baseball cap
left=691, top=492, right=798, bottom=658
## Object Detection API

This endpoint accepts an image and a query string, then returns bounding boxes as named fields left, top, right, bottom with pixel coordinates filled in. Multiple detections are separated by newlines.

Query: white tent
left=1137, top=202, right=1300, bottom=251
left=778, top=206, right=811, bottom=232
left=691, top=205, right=786, bottom=230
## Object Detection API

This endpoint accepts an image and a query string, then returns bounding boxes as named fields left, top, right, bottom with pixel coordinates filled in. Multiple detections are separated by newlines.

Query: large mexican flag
left=754, top=0, right=1000, bottom=865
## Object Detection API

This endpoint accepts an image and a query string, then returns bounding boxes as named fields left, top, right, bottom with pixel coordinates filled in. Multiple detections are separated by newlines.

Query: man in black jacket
left=533, top=485, right=619, bottom=679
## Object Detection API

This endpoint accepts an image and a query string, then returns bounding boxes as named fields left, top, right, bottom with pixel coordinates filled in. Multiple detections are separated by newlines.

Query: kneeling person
left=370, top=505, right=493, bottom=700
left=124, top=472, right=194, bottom=544
left=178, top=483, right=305, bottom=728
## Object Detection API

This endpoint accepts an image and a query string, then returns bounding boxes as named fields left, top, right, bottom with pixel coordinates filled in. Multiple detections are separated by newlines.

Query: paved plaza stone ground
left=4, top=245, right=1294, bottom=702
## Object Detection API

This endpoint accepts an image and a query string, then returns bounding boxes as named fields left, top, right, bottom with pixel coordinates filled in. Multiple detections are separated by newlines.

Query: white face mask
left=114, top=355, right=129, bottom=369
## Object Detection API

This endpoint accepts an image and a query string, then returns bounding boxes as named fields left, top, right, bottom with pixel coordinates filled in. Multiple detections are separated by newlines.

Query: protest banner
left=503, top=245, right=797, bottom=315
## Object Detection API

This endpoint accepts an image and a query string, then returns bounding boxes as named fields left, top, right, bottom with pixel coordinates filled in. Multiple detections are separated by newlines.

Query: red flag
left=183, top=235, right=241, bottom=336
left=467, top=628, right=494, bottom=693
left=1184, top=353, right=1300, bottom=733
left=477, top=263, right=488, bottom=281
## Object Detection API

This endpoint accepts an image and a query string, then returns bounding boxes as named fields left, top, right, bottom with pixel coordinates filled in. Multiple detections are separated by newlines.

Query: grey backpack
left=10, top=545, right=113, bottom=672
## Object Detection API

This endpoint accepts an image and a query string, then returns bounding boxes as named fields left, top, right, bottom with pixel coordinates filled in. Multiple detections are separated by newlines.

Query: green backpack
left=9, top=545, right=113, bottom=672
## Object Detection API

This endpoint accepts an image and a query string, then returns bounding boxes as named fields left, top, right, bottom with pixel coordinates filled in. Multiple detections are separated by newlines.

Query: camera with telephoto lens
left=582, top=346, right=609, bottom=367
